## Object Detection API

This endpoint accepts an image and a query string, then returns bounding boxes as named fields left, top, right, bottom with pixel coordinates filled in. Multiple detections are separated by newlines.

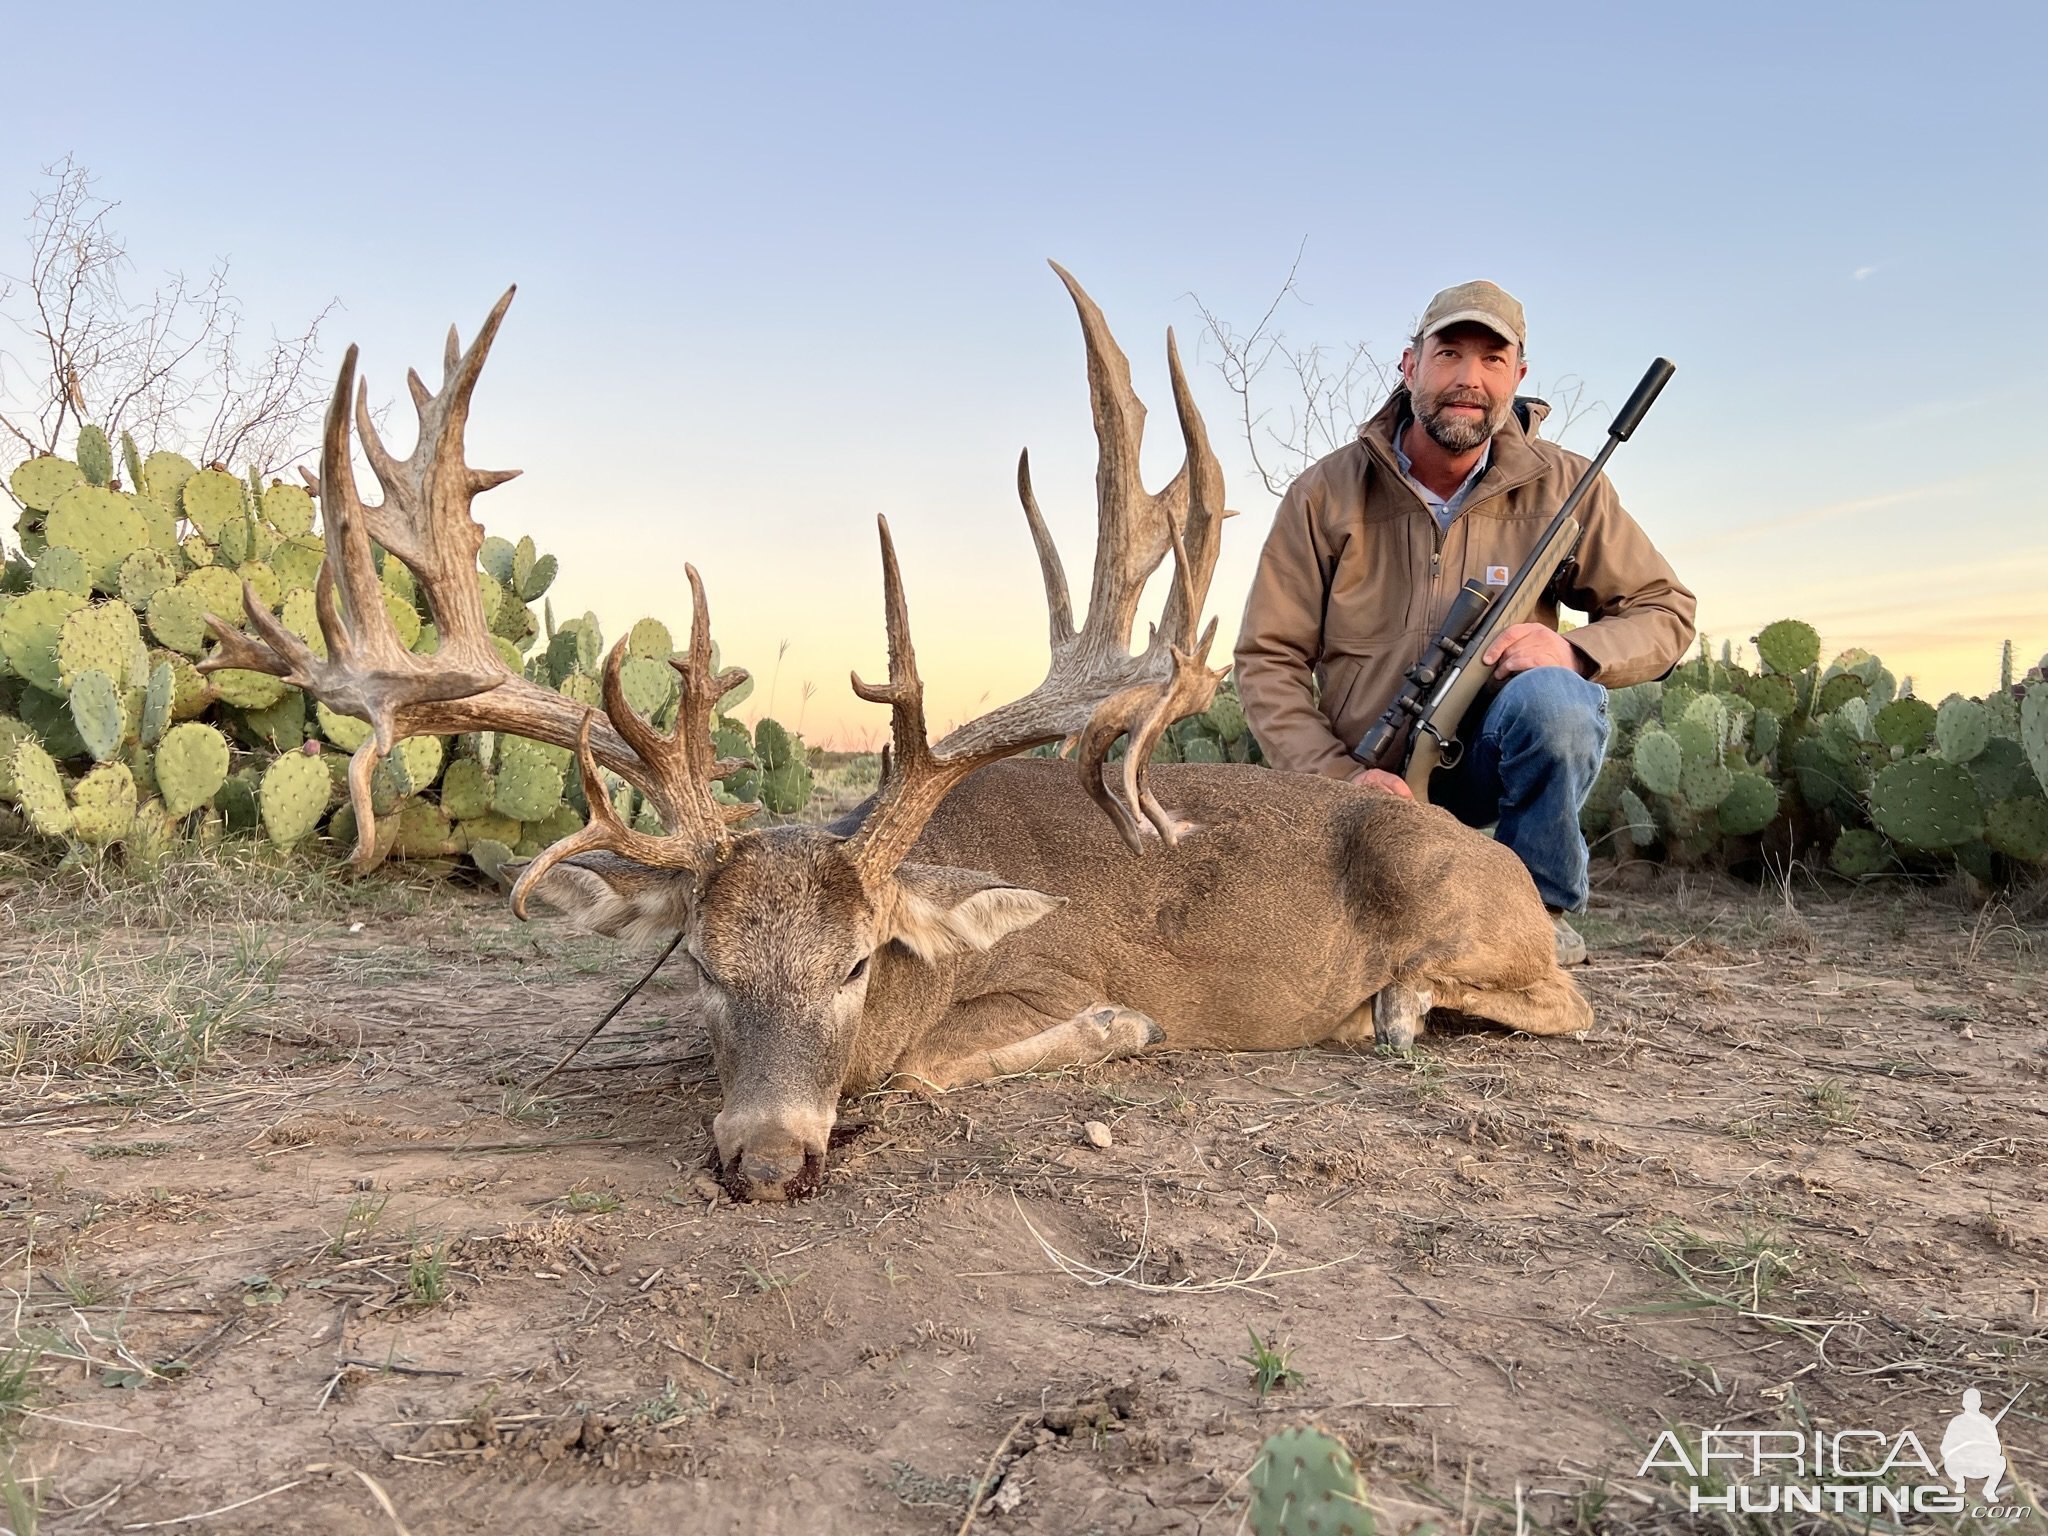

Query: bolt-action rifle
left=1351, top=358, right=1676, bottom=802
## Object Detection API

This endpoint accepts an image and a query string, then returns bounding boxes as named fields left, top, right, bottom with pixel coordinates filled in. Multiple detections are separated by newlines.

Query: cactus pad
left=1618, top=787, right=1656, bottom=846
left=518, top=553, right=558, bottom=603
left=239, top=690, right=307, bottom=751
left=761, top=757, right=814, bottom=815
left=68, top=668, right=127, bottom=762
left=178, top=468, right=245, bottom=538
left=209, top=666, right=287, bottom=711
left=1984, top=797, right=2048, bottom=863
left=234, top=561, right=281, bottom=613
left=11, top=455, right=85, bottom=512
left=270, top=535, right=325, bottom=590
left=70, top=761, right=136, bottom=845
left=491, top=738, right=566, bottom=822
left=1754, top=619, right=1820, bottom=675
left=1815, top=673, right=1866, bottom=715
left=0, top=716, right=31, bottom=800
left=45, top=486, right=149, bottom=592
left=387, top=735, right=446, bottom=797
left=139, top=661, right=176, bottom=746
left=1874, top=697, right=1935, bottom=751
left=392, top=798, right=458, bottom=859
left=1829, top=828, right=1889, bottom=878
left=75, top=426, right=113, bottom=488
left=1869, top=756, right=1983, bottom=851
left=58, top=602, right=148, bottom=693
left=557, top=671, right=601, bottom=707
left=1934, top=695, right=1990, bottom=763
left=12, top=739, right=72, bottom=835
left=155, top=722, right=231, bottom=817
left=619, top=655, right=677, bottom=720
left=1679, top=755, right=1734, bottom=810
left=259, top=750, right=331, bottom=847
left=1632, top=728, right=1682, bottom=796
left=1967, top=737, right=2040, bottom=804
left=260, top=482, right=316, bottom=538
left=2022, top=688, right=2048, bottom=795
left=313, top=703, right=372, bottom=753
left=1247, top=1426, right=1375, bottom=1536
left=1, top=589, right=89, bottom=694
left=146, top=582, right=212, bottom=657
left=439, top=758, right=495, bottom=820
left=1716, top=772, right=1780, bottom=836
left=627, top=618, right=673, bottom=660
left=466, top=836, right=516, bottom=885
left=119, top=548, right=179, bottom=609
left=32, top=546, right=91, bottom=595
left=141, top=451, right=196, bottom=505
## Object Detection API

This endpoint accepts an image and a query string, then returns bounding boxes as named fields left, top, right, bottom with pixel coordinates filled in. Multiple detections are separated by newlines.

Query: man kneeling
left=1233, top=280, right=1696, bottom=964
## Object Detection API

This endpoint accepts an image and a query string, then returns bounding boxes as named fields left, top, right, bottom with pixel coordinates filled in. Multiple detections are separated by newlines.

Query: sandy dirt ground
left=1, top=855, right=2043, bottom=1534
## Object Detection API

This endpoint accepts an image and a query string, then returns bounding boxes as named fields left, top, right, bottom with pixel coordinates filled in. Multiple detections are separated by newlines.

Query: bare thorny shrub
left=1189, top=242, right=1604, bottom=496
left=0, top=156, right=338, bottom=500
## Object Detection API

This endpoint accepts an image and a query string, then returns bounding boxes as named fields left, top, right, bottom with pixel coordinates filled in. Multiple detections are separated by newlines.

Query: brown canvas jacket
left=1234, top=390, right=1697, bottom=780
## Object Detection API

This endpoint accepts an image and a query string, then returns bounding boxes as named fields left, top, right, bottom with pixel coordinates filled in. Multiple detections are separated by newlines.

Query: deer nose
left=730, top=1142, right=824, bottom=1203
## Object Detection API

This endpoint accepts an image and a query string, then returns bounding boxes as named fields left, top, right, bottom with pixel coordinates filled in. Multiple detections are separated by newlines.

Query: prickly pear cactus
left=259, top=749, right=332, bottom=847
left=70, top=761, right=136, bottom=845
left=2023, top=689, right=2048, bottom=797
left=1631, top=729, right=1682, bottom=798
left=155, top=722, right=231, bottom=818
left=1830, top=828, right=1890, bottom=878
left=1868, top=756, right=1983, bottom=852
left=1247, top=1426, right=1376, bottom=1536
left=1934, top=695, right=1990, bottom=763
left=1754, top=619, right=1820, bottom=675
left=10, top=739, right=73, bottom=835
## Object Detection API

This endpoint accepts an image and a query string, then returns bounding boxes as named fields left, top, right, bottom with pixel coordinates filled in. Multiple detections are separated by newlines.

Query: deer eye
left=845, top=955, right=869, bottom=985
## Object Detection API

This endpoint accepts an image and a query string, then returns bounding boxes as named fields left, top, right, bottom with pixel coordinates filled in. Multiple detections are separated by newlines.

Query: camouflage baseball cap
left=1418, top=280, right=1525, bottom=349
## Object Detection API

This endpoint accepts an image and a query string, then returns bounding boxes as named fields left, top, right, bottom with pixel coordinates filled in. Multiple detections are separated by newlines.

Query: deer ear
left=882, top=864, right=1066, bottom=963
left=506, top=852, right=695, bottom=947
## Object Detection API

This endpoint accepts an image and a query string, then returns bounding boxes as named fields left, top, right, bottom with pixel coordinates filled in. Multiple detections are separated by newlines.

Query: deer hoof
left=1371, top=988, right=1426, bottom=1052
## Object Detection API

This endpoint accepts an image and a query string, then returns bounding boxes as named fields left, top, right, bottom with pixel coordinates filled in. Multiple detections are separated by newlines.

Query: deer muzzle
left=711, top=1104, right=835, bottom=1203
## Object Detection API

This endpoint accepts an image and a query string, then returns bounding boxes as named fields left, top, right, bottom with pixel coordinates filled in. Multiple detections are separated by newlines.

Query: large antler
left=842, top=262, right=1228, bottom=884
left=199, top=288, right=721, bottom=867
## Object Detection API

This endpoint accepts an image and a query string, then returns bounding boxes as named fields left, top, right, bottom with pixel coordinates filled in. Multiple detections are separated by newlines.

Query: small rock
left=1082, top=1120, right=1113, bottom=1150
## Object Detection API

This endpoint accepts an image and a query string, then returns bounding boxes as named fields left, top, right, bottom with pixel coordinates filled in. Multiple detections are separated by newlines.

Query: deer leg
left=1370, top=981, right=1435, bottom=1052
left=907, top=1004, right=1164, bottom=1092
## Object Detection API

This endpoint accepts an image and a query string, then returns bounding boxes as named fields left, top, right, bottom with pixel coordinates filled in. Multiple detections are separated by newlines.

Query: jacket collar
left=1360, top=388, right=1553, bottom=498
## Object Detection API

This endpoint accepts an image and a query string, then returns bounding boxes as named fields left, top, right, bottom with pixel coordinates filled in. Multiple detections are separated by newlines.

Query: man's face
left=1401, top=323, right=1528, bottom=453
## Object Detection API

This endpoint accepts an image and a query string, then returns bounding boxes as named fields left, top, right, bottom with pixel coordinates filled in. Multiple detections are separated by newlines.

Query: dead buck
left=202, top=267, right=1591, bottom=1203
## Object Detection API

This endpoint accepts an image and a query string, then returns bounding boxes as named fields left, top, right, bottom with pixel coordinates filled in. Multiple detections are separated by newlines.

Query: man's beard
left=1415, top=386, right=1512, bottom=453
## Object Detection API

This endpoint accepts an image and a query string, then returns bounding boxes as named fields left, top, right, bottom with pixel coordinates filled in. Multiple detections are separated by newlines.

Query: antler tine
left=592, top=564, right=752, bottom=856
left=1155, top=327, right=1228, bottom=651
left=1015, top=450, right=1076, bottom=648
left=840, top=268, right=1233, bottom=882
left=1046, top=260, right=1186, bottom=666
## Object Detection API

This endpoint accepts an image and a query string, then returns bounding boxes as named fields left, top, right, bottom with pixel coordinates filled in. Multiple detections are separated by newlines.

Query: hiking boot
left=1550, top=911, right=1588, bottom=967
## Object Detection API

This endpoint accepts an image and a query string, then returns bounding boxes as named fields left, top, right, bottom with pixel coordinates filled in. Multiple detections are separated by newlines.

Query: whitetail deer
left=203, top=268, right=1591, bottom=1202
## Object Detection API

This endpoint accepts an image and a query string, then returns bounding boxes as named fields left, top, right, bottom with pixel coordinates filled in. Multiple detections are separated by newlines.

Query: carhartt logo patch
left=1485, top=565, right=1511, bottom=586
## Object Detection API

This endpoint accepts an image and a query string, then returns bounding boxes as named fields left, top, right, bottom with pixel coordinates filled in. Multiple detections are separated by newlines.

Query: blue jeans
left=1431, top=666, right=1610, bottom=912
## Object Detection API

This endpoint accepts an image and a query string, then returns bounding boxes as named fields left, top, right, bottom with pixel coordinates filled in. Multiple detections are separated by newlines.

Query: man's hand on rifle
left=1349, top=768, right=1414, bottom=799
left=1481, top=622, right=1589, bottom=681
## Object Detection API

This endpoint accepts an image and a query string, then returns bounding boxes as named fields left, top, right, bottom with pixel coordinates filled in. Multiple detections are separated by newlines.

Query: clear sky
left=4, top=2, right=2042, bottom=745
